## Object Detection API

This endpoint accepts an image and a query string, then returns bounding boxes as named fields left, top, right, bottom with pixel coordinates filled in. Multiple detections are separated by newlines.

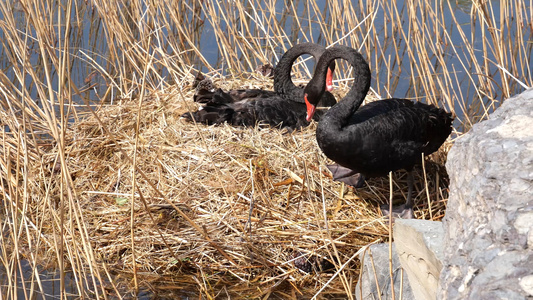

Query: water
left=0, top=1, right=531, bottom=123
left=193, top=0, right=532, bottom=117
left=0, top=259, right=184, bottom=299
left=0, top=259, right=78, bottom=300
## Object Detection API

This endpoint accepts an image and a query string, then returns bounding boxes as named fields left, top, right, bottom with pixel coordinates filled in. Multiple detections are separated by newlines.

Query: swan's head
left=304, top=82, right=323, bottom=121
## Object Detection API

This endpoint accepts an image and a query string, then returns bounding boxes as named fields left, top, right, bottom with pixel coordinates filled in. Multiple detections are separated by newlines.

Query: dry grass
left=1, top=75, right=451, bottom=298
left=0, top=0, right=530, bottom=298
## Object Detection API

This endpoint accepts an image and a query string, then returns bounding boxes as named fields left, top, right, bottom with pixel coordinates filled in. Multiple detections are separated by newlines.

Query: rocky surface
left=393, top=219, right=444, bottom=300
left=355, top=243, right=414, bottom=300
left=438, top=88, right=533, bottom=299
left=355, top=89, right=533, bottom=299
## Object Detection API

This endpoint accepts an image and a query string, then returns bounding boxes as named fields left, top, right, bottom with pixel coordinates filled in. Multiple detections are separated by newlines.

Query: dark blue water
left=194, top=0, right=532, bottom=110
left=0, top=259, right=77, bottom=300
left=0, top=259, right=173, bottom=299
left=1, top=0, right=530, bottom=125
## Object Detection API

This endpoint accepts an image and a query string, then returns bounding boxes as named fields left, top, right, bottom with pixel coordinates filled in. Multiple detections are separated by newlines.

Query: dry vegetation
left=0, top=0, right=531, bottom=299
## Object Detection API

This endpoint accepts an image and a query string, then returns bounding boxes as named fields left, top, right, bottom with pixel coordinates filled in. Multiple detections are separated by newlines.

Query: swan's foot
left=326, top=164, right=365, bottom=188
left=380, top=204, right=414, bottom=220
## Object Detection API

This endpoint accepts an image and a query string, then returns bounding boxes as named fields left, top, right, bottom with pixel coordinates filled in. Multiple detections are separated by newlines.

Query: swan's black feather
left=304, top=45, right=453, bottom=217
left=305, top=46, right=453, bottom=179
left=183, top=43, right=337, bottom=130
left=184, top=91, right=334, bottom=129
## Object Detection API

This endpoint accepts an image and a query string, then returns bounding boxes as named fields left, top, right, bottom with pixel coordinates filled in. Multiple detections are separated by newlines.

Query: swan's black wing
left=226, top=89, right=278, bottom=102
left=229, top=97, right=311, bottom=129
left=324, top=99, right=452, bottom=177
left=184, top=89, right=336, bottom=130
left=182, top=98, right=307, bottom=130
left=181, top=103, right=234, bottom=125
left=194, top=87, right=278, bottom=104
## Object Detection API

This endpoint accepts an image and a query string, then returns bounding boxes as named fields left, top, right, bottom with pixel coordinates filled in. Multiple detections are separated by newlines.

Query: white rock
left=519, top=275, right=533, bottom=296
left=439, top=89, right=533, bottom=299
left=393, top=219, right=444, bottom=300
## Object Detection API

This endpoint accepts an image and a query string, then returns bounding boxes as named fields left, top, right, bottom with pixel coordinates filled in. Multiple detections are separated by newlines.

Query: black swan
left=183, top=43, right=337, bottom=130
left=304, top=45, right=453, bottom=218
left=193, top=43, right=335, bottom=105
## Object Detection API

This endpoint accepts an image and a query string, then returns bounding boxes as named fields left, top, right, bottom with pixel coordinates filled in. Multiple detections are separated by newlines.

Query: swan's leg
left=380, top=171, right=415, bottom=219
left=327, top=164, right=365, bottom=188
left=402, top=171, right=415, bottom=218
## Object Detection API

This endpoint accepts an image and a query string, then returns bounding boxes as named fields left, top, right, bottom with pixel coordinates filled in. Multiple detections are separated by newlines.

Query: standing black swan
left=304, top=45, right=453, bottom=218
left=182, top=43, right=337, bottom=130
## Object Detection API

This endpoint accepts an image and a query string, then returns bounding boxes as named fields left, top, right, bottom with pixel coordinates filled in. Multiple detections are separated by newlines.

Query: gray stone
left=438, top=88, right=533, bottom=299
left=519, top=275, right=533, bottom=296
left=355, top=243, right=414, bottom=300
left=393, top=219, right=444, bottom=300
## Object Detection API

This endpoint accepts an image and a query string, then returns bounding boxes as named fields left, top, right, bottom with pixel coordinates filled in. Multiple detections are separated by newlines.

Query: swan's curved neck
left=311, top=46, right=371, bottom=129
left=274, top=43, right=325, bottom=102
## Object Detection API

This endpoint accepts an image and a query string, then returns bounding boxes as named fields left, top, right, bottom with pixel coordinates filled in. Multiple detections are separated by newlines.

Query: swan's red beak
left=326, top=68, right=334, bottom=92
left=305, top=94, right=316, bottom=122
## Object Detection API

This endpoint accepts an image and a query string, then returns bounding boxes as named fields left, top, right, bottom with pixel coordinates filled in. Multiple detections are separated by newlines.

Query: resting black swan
left=193, top=44, right=335, bottom=105
left=183, top=43, right=337, bottom=130
left=304, top=45, right=453, bottom=218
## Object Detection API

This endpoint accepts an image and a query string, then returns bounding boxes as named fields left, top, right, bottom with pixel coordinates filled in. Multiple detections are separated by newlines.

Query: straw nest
left=32, top=72, right=451, bottom=297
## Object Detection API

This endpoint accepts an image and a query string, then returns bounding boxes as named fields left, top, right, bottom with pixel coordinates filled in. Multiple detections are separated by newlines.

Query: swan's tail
left=181, top=103, right=234, bottom=125
left=417, top=103, right=454, bottom=153
left=193, top=89, right=215, bottom=103
left=194, top=88, right=235, bottom=104
left=184, top=89, right=238, bottom=124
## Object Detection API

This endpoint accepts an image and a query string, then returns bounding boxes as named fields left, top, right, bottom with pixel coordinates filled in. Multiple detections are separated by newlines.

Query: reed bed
left=0, top=0, right=530, bottom=298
